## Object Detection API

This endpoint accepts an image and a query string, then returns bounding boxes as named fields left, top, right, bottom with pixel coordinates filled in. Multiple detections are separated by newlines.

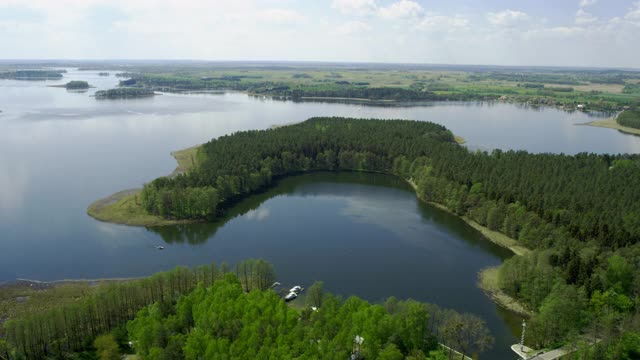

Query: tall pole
left=520, top=319, right=527, bottom=352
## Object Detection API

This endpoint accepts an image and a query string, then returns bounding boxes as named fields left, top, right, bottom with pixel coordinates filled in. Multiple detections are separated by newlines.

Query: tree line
left=617, top=109, right=640, bottom=129
left=0, top=259, right=274, bottom=359
left=139, top=117, right=640, bottom=357
left=0, top=259, right=493, bottom=360
left=94, top=88, right=155, bottom=99
left=126, top=275, right=492, bottom=360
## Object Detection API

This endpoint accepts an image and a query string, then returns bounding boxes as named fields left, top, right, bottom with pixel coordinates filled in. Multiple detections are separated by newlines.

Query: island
left=94, top=87, right=156, bottom=99
left=97, top=72, right=110, bottom=76
left=88, top=117, right=640, bottom=358
left=0, top=69, right=65, bottom=80
left=48, top=80, right=92, bottom=90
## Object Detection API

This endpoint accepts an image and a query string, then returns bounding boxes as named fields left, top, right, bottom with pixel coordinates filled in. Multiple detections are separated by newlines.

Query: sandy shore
left=578, top=117, right=640, bottom=136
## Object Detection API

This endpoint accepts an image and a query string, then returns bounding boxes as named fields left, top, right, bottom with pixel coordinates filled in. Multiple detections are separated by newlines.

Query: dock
left=511, top=344, right=567, bottom=360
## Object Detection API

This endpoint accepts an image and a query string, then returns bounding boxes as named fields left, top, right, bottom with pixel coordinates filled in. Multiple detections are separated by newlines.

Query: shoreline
left=86, top=146, right=201, bottom=227
left=406, top=179, right=533, bottom=316
left=578, top=116, right=640, bottom=136
left=478, top=267, right=533, bottom=317
left=88, top=134, right=531, bottom=316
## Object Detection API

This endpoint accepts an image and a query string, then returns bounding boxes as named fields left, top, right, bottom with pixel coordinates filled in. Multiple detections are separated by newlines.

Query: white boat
left=289, top=285, right=302, bottom=293
left=284, top=292, right=297, bottom=301
left=155, top=246, right=164, bottom=250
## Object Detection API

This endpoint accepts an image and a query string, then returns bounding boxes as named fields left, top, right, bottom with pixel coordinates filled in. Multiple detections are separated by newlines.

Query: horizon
left=1, top=59, right=639, bottom=72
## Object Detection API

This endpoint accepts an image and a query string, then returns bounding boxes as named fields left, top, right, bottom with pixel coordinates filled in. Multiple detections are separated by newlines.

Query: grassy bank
left=405, top=179, right=533, bottom=315
left=581, top=117, right=640, bottom=136
left=454, top=135, right=466, bottom=144
left=478, top=267, right=533, bottom=317
left=406, top=180, right=530, bottom=256
left=87, top=189, right=194, bottom=226
left=0, top=279, right=132, bottom=325
left=169, top=145, right=200, bottom=177
left=87, top=146, right=201, bottom=226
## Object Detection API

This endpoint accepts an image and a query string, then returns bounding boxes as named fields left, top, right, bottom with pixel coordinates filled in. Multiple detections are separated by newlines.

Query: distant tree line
left=95, top=88, right=155, bottom=99
left=65, top=81, right=89, bottom=90
left=0, top=70, right=65, bottom=80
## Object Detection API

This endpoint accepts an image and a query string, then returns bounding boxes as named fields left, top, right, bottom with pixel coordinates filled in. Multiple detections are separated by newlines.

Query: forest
left=112, top=65, right=640, bottom=111
left=138, top=117, right=640, bottom=358
left=64, top=81, right=89, bottom=90
left=0, top=70, right=65, bottom=80
left=616, top=109, right=640, bottom=129
left=0, top=260, right=491, bottom=360
left=94, top=88, right=156, bottom=99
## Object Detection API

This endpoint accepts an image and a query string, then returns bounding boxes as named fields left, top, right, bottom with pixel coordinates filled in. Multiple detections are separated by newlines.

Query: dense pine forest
left=0, top=260, right=491, bottom=360
left=0, top=70, right=65, bottom=80
left=139, top=117, right=640, bottom=358
left=94, top=88, right=156, bottom=99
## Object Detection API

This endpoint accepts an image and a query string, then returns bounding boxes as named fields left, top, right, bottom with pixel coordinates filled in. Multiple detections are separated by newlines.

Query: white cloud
left=579, top=0, right=597, bottom=7
left=258, top=9, right=307, bottom=25
left=331, top=0, right=377, bottom=16
left=1, top=0, right=640, bottom=67
left=416, top=15, right=469, bottom=32
left=333, top=20, right=371, bottom=35
left=246, top=208, right=270, bottom=221
left=487, top=10, right=530, bottom=27
left=378, top=0, right=423, bottom=20
left=575, top=9, right=597, bottom=24
left=625, top=1, right=640, bottom=24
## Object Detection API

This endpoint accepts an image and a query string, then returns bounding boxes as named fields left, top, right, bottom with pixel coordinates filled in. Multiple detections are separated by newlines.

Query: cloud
left=258, top=9, right=307, bottom=25
left=579, top=0, right=597, bottom=7
left=333, top=20, right=371, bottom=35
left=625, top=1, right=640, bottom=24
left=378, top=0, right=423, bottom=20
left=416, top=15, right=469, bottom=32
left=331, top=0, right=377, bottom=16
left=575, top=9, right=598, bottom=24
left=246, top=208, right=270, bottom=221
left=487, top=9, right=530, bottom=27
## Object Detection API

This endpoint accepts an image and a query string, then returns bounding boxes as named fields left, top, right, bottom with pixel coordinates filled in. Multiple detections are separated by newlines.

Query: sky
left=0, top=0, right=639, bottom=68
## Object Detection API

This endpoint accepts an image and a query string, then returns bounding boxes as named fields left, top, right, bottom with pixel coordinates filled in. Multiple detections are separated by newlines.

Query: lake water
left=1, top=69, right=639, bottom=359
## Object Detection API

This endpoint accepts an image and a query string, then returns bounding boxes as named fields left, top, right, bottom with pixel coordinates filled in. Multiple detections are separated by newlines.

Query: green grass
left=87, top=190, right=194, bottom=227
left=87, top=146, right=203, bottom=226
left=170, top=145, right=200, bottom=176
left=1, top=282, right=98, bottom=323
left=125, top=65, right=640, bottom=111
left=477, top=267, right=533, bottom=317
left=454, top=135, right=466, bottom=144
left=582, top=117, right=640, bottom=136
left=463, top=219, right=530, bottom=256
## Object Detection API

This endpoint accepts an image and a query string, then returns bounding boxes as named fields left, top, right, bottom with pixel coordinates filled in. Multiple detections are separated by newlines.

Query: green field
left=111, top=64, right=640, bottom=111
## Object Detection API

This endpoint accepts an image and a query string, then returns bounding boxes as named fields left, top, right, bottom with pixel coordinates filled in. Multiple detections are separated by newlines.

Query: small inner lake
left=1, top=69, right=639, bottom=358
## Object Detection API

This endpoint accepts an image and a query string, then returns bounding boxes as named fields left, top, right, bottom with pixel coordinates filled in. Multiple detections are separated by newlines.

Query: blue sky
left=0, top=0, right=638, bottom=67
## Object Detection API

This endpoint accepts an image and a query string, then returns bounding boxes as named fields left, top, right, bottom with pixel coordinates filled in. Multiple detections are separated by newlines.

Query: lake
left=1, top=69, right=639, bottom=358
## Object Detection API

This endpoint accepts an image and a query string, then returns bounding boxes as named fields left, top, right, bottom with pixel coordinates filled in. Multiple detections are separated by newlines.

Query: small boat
left=284, top=292, right=297, bottom=301
left=271, top=281, right=281, bottom=288
left=155, top=246, right=165, bottom=250
left=289, top=285, right=303, bottom=294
